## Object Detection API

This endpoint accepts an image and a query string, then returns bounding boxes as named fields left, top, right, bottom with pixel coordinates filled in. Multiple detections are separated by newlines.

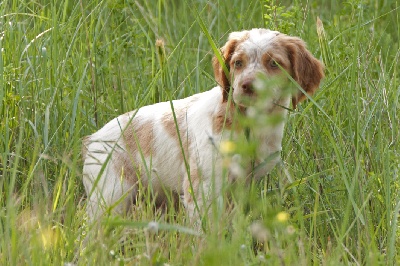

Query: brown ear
left=283, top=37, right=324, bottom=109
left=212, top=39, right=238, bottom=101
left=212, top=31, right=249, bottom=102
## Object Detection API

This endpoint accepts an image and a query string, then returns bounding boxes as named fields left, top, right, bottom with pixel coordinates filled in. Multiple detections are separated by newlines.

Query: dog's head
left=212, top=28, right=324, bottom=110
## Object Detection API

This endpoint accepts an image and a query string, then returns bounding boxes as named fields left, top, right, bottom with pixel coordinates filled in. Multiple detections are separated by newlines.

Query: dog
left=82, top=28, right=324, bottom=224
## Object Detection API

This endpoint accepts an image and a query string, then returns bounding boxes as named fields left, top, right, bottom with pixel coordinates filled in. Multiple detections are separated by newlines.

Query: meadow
left=0, top=0, right=399, bottom=264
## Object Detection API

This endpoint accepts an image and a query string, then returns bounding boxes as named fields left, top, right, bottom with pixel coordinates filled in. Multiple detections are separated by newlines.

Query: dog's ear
left=213, top=31, right=249, bottom=101
left=283, top=37, right=324, bottom=109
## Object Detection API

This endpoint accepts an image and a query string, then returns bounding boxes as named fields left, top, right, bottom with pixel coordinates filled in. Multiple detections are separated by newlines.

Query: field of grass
left=0, top=0, right=399, bottom=265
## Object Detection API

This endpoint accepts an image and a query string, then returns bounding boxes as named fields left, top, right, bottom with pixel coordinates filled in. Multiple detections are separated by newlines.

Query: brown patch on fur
left=275, top=35, right=324, bottom=108
left=162, top=108, right=190, bottom=160
left=229, top=52, right=249, bottom=74
left=213, top=32, right=250, bottom=101
left=162, top=109, right=183, bottom=138
left=261, top=51, right=291, bottom=74
left=113, top=117, right=155, bottom=183
left=123, top=118, right=154, bottom=157
left=212, top=101, right=247, bottom=134
left=112, top=150, right=138, bottom=185
left=212, top=101, right=235, bottom=133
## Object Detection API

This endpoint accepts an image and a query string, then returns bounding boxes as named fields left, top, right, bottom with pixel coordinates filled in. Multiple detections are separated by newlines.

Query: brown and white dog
left=82, top=29, right=324, bottom=223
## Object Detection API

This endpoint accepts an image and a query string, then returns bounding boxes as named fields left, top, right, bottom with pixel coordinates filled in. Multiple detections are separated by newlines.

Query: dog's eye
left=270, top=60, right=278, bottom=68
left=234, top=60, right=243, bottom=69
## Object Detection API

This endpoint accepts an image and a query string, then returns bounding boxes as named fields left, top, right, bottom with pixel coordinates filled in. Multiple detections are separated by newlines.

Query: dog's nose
left=242, top=81, right=254, bottom=95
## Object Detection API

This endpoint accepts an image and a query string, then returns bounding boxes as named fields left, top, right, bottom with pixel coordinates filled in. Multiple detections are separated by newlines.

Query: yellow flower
left=220, top=141, right=236, bottom=154
left=276, top=211, right=289, bottom=223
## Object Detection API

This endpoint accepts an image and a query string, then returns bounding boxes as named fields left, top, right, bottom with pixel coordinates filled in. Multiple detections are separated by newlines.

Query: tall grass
left=0, top=0, right=398, bottom=264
